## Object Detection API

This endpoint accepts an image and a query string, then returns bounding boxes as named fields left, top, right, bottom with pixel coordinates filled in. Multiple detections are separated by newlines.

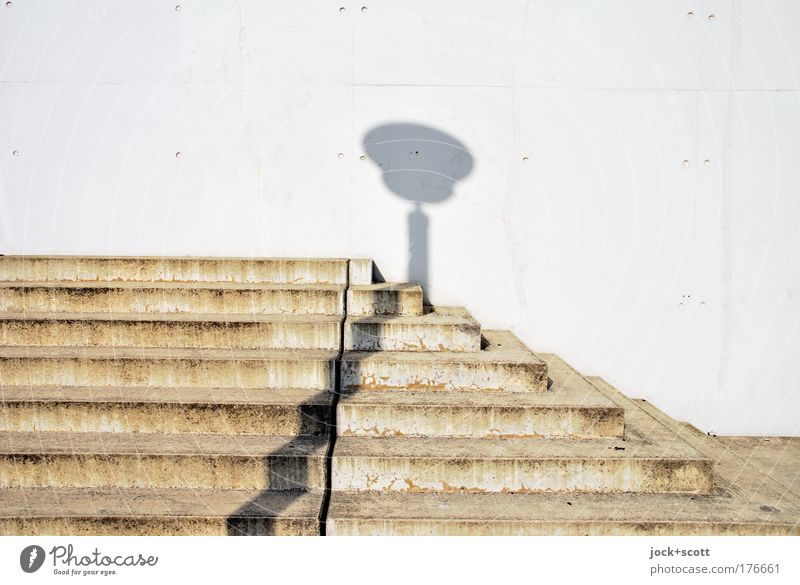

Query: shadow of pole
left=363, top=123, right=474, bottom=303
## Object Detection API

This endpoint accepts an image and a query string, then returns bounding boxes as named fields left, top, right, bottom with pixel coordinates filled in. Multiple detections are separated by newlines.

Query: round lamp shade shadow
left=363, top=123, right=474, bottom=204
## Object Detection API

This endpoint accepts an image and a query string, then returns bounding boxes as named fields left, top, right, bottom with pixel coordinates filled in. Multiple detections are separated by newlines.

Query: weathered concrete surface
left=0, top=282, right=345, bottom=315
left=0, top=346, right=338, bottom=389
left=0, top=487, right=323, bottom=535
left=326, top=491, right=800, bottom=535
left=328, top=367, right=800, bottom=534
left=342, top=330, right=548, bottom=392
left=711, top=436, right=800, bottom=493
left=332, top=435, right=712, bottom=494
left=337, top=386, right=624, bottom=438
left=344, top=306, right=480, bottom=352
left=0, top=387, right=332, bottom=435
left=0, top=256, right=349, bottom=284
left=348, top=259, right=373, bottom=286
left=347, top=283, right=423, bottom=316
left=0, top=432, right=327, bottom=490
left=0, top=312, right=342, bottom=350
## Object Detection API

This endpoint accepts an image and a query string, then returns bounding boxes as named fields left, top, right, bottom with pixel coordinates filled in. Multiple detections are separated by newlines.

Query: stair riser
left=0, top=518, right=319, bottom=536
left=326, top=520, right=795, bottom=536
left=347, top=290, right=423, bottom=316
left=0, top=258, right=347, bottom=284
left=336, top=405, right=625, bottom=438
left=344, top=323, right=481, bottom=352
left=332, top=458, right=713, bottom=494
left=0, top=321, right=340, bottom=350
left=0, top=287, right=343, bottom=315
left=342, top=361, right=548, bottom=392
left=0, top=403, right=331, bottom=435
left=0, top=455, right=326, bottom=490
left=0, top=358, right=336, bottom=390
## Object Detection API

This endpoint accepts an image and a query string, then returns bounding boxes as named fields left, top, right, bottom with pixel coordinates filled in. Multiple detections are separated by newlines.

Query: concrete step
left=344, top=306, right=480, bottom=352
left=337, top=385, right=624, bottom=439
left=341, top=330, right=548, bottom=392
left=347, top=283, right=423, bottom=316
left=0, top=431, right=328, bottom=490
left=326, top=491, right=800, bottom=535
left=331, top=435, right=712, bottom=494
left=0, top=346, right=338, bottom=389
left=0, top=387, right=332, bottom=435
left=0, top=281, right=345, bottom=315
left=0, top=487, right=324, bottom=535
left=0, top=312, right=342, bottom=350
left=0, top=256, right=349, bottom=284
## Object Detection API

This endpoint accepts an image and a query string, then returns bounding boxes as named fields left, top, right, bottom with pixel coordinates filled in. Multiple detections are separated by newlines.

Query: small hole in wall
left=359, top=155, right=366, bottom=161
left=704, top=159, right=711, bottom=167
left=686, top=11, right=694, bottom=18
left=708, top=14, right=715, bottom=21
left=12, top=150, right=19, bottom=157
left=175, top=4, right=181, bottom=11
left=175, top=152, right=183, bottom=159
left=361, top=6, right=368, bottom=12
left=337, top=152, right=344, bottom=159
left=522, top=156, right=529, bottom=162
left=682, top=159, right=689, bottom=167
left=339, top=6, right=346, bottom=13
left=5, top=2, right=13, bottom=7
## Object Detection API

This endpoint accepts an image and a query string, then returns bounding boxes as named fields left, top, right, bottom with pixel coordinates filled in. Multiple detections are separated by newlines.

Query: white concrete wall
left=1, top=0, right=798, bottom=435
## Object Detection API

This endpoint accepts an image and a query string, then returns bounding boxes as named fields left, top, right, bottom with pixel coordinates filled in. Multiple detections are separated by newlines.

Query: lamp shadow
left=363, top=123, right=474, bottom=300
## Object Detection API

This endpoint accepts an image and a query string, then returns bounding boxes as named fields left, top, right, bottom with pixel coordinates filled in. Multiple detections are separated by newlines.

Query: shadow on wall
left=363, top=124, right=474, bottom=300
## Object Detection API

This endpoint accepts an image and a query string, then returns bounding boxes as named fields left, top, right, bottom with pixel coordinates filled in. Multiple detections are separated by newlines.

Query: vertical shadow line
left=318, top=258, right=348, bottom=535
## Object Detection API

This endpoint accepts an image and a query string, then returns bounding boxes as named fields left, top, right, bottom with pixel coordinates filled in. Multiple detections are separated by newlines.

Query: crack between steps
left=318, top=259, right=348, bottom=535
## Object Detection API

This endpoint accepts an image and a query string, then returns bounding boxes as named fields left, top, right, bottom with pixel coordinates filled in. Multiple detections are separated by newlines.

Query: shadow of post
left=225, top=386, right=334, bottom=536
left=363, top=123, right=473, bottom=303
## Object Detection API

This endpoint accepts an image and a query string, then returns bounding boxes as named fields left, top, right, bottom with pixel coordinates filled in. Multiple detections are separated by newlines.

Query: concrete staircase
left=0, top=256, right=354, bottom=535
left=0, top=256, right=797, bottom=535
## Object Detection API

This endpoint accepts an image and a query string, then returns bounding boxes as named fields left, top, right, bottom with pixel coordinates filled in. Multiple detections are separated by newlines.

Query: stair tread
left=0, top=431, right=328, bottom=457
left=0, top=487, right=324, bottom=519
left=0, top=281, right=345, bottom=291
left=349, top=283, right=421, bottom=291
left=346, top=306, right=477, bottom=325
left=0, top=311, right=343, bottom=324
left=0, top=346, right=339, bottom=360
left=343, top=330, right=541, bottom=364
left=339, top=384, right=618, bottom=410
left=0, top=386, right=332, bottom=405
left=326, top=491, right=800, bottom=527
left=333, top=435, right=706, bottom=460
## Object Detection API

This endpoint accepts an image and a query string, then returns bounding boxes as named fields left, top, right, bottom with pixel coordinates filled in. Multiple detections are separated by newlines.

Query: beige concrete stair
left=326, top=490, right=800, bottom=536
left=344, top=306, right=480, bottom=352
left=341, top=330, right=548, bottom=392
left=332, top=362, right=715, bottom=495
left=0, top=312, right=342, bottom=350
left=347, top=283, right=423, bottom=316
left=327, top=380, right=800, bottom=534
left=0, top=386, right=332, bottom=435
left=0, top=431, right=328, bottom=490
left=0, top=487, right=324, bottom=535
left=337, top=386, right=624, bottom=438
left=0, top=346, right=338, bottom=389
left=0, top=256, right=348, bottom=284
left=0, top=281, right=345, bottom=315
left=0, top=255, right=347, bottom=536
